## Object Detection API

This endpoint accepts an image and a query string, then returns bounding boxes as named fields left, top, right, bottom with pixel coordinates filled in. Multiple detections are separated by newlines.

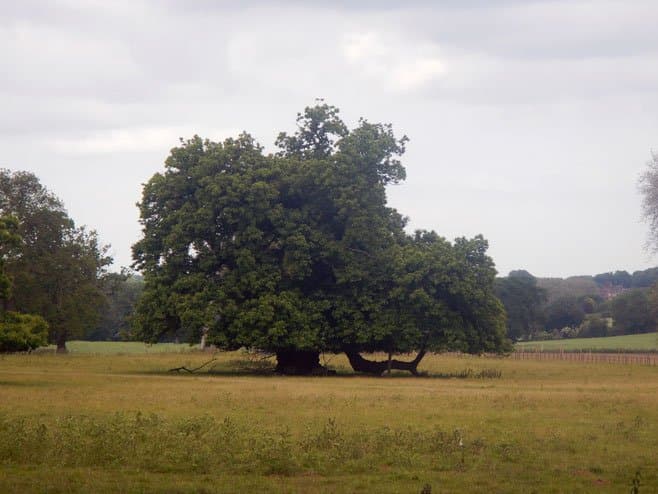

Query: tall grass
left=0, top=413, right=474, bottom=476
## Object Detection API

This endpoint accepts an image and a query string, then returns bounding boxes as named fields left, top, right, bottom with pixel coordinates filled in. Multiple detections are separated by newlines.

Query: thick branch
left=346, top=247, right=374, bottom=258
left=169, top=358, right=217, bottom=373
left=343, top=347, right=427, bottom=376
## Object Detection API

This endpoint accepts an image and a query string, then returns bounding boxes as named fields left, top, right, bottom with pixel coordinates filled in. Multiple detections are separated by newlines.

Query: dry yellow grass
left=1, top=350, right=657, bottom=492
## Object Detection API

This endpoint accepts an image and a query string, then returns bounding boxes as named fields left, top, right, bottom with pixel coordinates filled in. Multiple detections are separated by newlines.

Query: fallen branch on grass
left=168, top=358, right=217, bottom=373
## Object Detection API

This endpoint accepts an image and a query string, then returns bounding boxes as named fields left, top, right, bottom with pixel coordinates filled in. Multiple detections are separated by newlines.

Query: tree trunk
left=54, top=292, right=67, bottom=354
left=200, top=327, right=208, bottom=350
left=275, top=349, right=326, bottom=375
left=55, top=334, right=68, bottom=354
left=343, top=347, right=427, bottom=376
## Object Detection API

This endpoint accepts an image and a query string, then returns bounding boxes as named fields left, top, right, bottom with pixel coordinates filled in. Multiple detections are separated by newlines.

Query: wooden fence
left=511, top=350, right=658, bottom=366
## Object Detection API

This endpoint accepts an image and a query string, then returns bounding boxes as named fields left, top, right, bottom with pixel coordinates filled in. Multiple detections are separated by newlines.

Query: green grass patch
left=40, top=341, right=198, bottom=355
left=516, top=332, right=658, bottom=352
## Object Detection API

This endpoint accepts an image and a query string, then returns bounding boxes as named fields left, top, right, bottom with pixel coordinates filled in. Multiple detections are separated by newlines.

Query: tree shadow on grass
left=0, top=380, right=54, bottom=387
left=141, top=359, right=502, bottom=380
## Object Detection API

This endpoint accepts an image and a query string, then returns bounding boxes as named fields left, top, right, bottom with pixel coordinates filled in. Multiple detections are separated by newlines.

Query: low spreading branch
left=168, top=358, right=217, bottom=374
left=343, top=347, right=427, bottom=376
left=343, top=333, right=430, bottom=376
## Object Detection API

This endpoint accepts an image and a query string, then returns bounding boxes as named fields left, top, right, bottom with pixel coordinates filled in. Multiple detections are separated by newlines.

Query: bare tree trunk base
left=275, top=350, right=332, bottom=375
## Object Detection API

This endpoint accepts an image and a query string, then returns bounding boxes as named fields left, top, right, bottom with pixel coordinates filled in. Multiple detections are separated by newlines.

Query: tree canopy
left=133, top=104, right=509, bottom=374
left=593, top=270, right=633, bottom=288
left=0, top=169, right=112, bottom=352
left=543, top=295, right=587, bottom=331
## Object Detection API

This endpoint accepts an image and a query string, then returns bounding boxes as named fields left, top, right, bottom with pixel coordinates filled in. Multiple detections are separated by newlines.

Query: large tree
left=133, top=104, right=509, bottom=374
left=0, top=169, right=112, bottom=352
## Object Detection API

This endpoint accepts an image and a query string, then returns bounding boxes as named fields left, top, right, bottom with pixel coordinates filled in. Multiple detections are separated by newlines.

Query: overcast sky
left=2, top=0, right=658, bottom=277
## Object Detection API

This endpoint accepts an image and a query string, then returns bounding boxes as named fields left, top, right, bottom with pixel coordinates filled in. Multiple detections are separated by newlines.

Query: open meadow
left=515, top=332, right=658, bottom=352
left=1, top=346, right=657, bottom=493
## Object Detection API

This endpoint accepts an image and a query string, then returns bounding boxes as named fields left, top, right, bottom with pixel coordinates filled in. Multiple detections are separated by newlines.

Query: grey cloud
left=388, top=1, right=658, bottom=59
left=1, top=0, right=657, bottom=275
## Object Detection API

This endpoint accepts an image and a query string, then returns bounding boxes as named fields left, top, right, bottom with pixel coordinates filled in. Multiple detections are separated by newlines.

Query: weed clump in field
left=631, top=469, right=641, bottom=494
left=433, top=367, right=502, bottom=379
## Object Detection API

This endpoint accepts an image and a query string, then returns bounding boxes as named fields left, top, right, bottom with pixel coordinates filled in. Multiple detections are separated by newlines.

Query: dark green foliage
left=394, top=232, right=508, bottom=355
left=579, top=314, right=610, bottom=338
left=630, top=267, right=658, bottom=288
left=0, top=215, right=20, bottom=300
left=580, top=295, right=599, bottom=314
left=275, top=102, right=349, bottom=159
left=536, top=276, right=599, bottom=305
left=544, top=296, right=586, bottom=330
left=495, top=270, right=546, bottom=340
left=0, top=311, right=48, bottom=352
left=588, top=267, right=658, bottom=290
left=0, top=169, right=113, bottom=351
left=344, top=232, right=509, bottom=373
left=594, top=271, right=632, bottom=288
left=133, top=104, right=509, bottom=373
left=0, top=212, right=49, bottom=353
left=610, top=289, right=655, bottom=335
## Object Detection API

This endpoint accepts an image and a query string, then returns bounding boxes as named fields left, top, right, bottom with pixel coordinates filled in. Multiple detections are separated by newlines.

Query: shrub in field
left=0, top=311, right=48, bottom=352
left=0, top=213, right=48, bottom=353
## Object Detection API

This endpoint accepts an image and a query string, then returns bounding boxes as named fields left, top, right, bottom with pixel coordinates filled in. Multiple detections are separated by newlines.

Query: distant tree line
left=496, top=268, right=658, bottom=341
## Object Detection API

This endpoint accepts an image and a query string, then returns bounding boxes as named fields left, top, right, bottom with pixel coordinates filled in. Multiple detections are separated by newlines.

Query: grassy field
left=515, top=331, right=658, bottom=352
left=1, top=350, right=657, bottom=493
left=40, top=341, right=197, bottom=355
